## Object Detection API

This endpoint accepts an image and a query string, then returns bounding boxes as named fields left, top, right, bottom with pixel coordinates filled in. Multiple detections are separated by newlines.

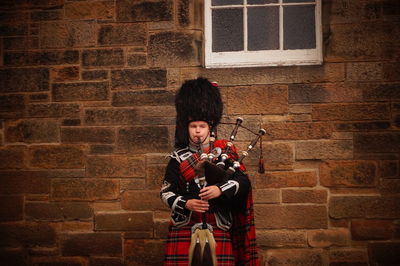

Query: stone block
left=346, top=62, right=383, bottom=82
left=29, top=145, right=85, bottom=169
left=120, top=179, right=146, bottom=191
left=0, top=95, right=24, bottom=113
left=63, top=125, right=114, bottom=142
left=354, top=132, right=400, bottom=153
left=0, top=146, right=26, bottom=169
left=111, top=69, right=167, bottom=90
left=85, top=108, right=139, bottom=125
left=82, top=48, right=124, bottom=67
left=25, top=202, right=93, bottom=221
left=51, top=179, right=119, bottom=201
left=255, top=205, right=327, bottom=229
left=307, top=228, right=349, bottom=248
left=82, top=70, right=108, bottom=80
left=295, top=140, right=353, bottom=160
left=312, top=103, right=390, bottom=121
left=257, top=230, right=307, bottom=248
left=0, top=222, right=56, bottom=248
left=264, top=143, right=294, bottom=170
left=90, top=145, right=114, bottom=154
left=320, top=160, right=377, bottom=188
left=362, top=82, right=400, bottom=101
left=329, top=248, right=368, bottom=265
left=351, top=219, right=393, bottom=240
left=90, top=257, right=123, bottom=266
left=282, top=189, right=327, bottom=204
left=52, top=81, right=108, bottom=102
left=51, top=66, right=79, bottom=82
left=26, top=103, right=80, bottom=118
left=29, top=94, right=49, bottom=102
left=0, top=68, right=49, bottom=93
left=380, top=179, right=400, bottom=195
left=379, top=160, right=399, bottom=178
left=0, top=23, right=28, bottom=36
left=61, top=233, right=122, bottom=256
left=65, top=0, right=115, bottom=20
left=124, top=239, right=165, bottom=265
left=335, top=121, right=391, bottom=131
left=0, top=249, right=27, bottom=266
left=40, top=21, right=97, bottom=48
left=3, top=36, right=39, bottom=50
left=148, top=31, right=200, bottom=67
left=255, top=171, right=317, bottom=188
left=87, top=156, right=145, bottom=178
left=0, top=170, right=51, bottom=194
left=116, top=0, right=172, bottom=22
left=253, top=189, right=280, bottom=204
left=0, top=195, right=23, bottom=222
left=95, top=211, right=153, bottom=231
left=112, top=90, right=174, bottom=109
left=127, top=54, right=147, bottom=67
left=121, top=190, right=166, bottom=211
left=222, top=85, right=288, bottom=115
left=4, top=50, right=79, bottom=66
left=31, top=10, right=63, bottom=21
left=265, top=248, right=328, bottom=266
left=98, top=23, right=146, bottom=46
left=117, top=126, right=171, bottom=153
left=62, top=119, right=81, bottom=126
left=262, top=122, right=333, bottom=141
left=329, top=196, right=400, bottom=219
left=368, top=242, right=400, bottom=266
left=146, top=164, right=167, bottom=189
left=5, top=119, right=59, bottom=143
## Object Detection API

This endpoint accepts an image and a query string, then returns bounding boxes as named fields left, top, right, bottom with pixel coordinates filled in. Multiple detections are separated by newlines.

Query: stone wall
left=0, top=0, right=399, bottom=265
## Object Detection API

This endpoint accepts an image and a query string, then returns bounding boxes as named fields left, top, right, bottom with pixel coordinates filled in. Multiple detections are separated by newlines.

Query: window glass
left=283, top=5, right=316, bottom=50
left=248, top=7, right=279, bottom=50
left=212, top=8, right=244, bottom=52
left=212, top=0, right=243, bottom=6
left=248, top=0, right=278, bottom=4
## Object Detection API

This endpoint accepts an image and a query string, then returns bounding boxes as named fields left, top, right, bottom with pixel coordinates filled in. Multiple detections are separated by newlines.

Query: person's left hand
left=199, top=185, right=221, bottom=200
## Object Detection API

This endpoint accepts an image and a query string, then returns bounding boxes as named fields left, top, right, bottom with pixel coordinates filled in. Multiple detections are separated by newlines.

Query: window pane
left=248, top=7, right=279, bottom=50
left=283, top=5, right=316, bottom=50
left=248, top=0, right=278, bottom=4
left=212, top=0, right=243, bottom=6
left=212, top=8, right=244, bottom=52
left=283, top=0, right=314, bottom=3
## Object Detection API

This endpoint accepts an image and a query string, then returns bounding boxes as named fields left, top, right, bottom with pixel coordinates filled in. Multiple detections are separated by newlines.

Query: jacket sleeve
left=216, top=168, right=250, bottom=201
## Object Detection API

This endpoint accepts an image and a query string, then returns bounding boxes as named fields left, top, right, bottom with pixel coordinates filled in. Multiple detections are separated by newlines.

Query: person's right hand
left=185, top=199, right=209, bottom=213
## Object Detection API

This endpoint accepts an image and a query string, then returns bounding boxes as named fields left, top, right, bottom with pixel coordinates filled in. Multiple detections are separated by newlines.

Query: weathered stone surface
left=65, top=0, right=115, bottom=20
left=346, top=62, right=383, bottom=82
left=26, top=103, right=80, bottom=118
left=31, top=10, right=63, bottom=21
left=329, top=196, right=400, bottom=219
left=3, top=36, right=39, bottom=50
left=0, top=249, right=27, bottom=266
left=148, top=31, right=200, bottom=67
left=95, top=211, right=153, bottom=231
left=111, top=69, right=167, bottom=90
left=98, top=23, right=146, bottom=46
left=40, top=21, right=97, bottom=48
left=0, top=95, right=24, bottom=113
left=124, top=239, right=164, bottom=265
left=255, top=171, right=317, bottom=188
left=354, top=132, right=400, bottom=153
left=368, top=242, right=400, bottom=266
left=31, top=257, right=85, bottom=266
left=0, top=146, right=26, bottom=169
left=262, top=122, right=333, bottom=141
left=264, top=143, right=294, bottom=170
left=82, top=49, right=124, bottom=67
left=320, top=161, right=377, bottom=188
left=51, top=179, right=119, bottom=200
left=0, top=195, right=23, bottom=222
left=61, top=127, right=114, bottom=144
left=289, top=83, right=363, bottom=103
left=52, top=81, right=109, bottom=101
left=5, top=119, right=59, bottom=143
left=379, top=160, right=399, bottom=178
left=265, top=248, right=328, bottom=266
left=329, top=248, right=368, bottom=265
left=351, top=219, right=393, bottom=240
left=25, top=202, right=93, bottom=221
left=89, top=145, right=114, bottom=154
left=87, top=156, right=145, bottom=178
left=282, top=189, right=327, bottom=204
left=51, top=66, right=79, bottom=82
left=120, top=179, right=146, bottom=191
left=255, top=205, right=327, bottom=229
left=62, top=118, right=81, bottom=126
left=127, top=54, right=147, bottom=67
left=0, top=68, right=49, bottom=93
left=295, top=140, right=353, bottom=160
left=4, top=50, right=79, bottom=66
left=0, top=222, right=56, bottom=248
left=307, top=229, right=349, bottom=248
left=362, top=82, right=400, bottom=101
left=82, top=70, right=108, bottom=80
left=335, top=121, right=391, bottom=131
left=116, top=0, right=172, bottom=22
left=112, top=90, right=173, bottom=108
left=0, top=23, right=28, bottom=36
left=257, top=230, right=307, bottom=248
left=121, top=190, right=166, bottom=211
left=0, top=170, right=51, bottom=194
left=90, top=257, right=123, bottom=266
left=154, top=219, right=169, bottom=239
left=85, top=108, right=139, bottom=125
left=117, top=126, right=170, bottom=153
left=61, top=233, right=122, bottom=256
left=222, top=85, right=288, bottom=115
left=29, top=145, right=85, bottom=169
left=253, top=189, right=280, bottom=203
left=312, top=103, right=390, bottom=121
left=146, top=164, right=167, bottom=189
left=380, top=179, right=400, bottom=195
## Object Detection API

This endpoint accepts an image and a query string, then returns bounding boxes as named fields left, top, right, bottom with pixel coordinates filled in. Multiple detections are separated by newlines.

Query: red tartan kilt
left=164, top=212, right=235, bottom=266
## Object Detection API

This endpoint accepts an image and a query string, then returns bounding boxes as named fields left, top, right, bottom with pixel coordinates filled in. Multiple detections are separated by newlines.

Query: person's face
left=188, top=121, right=210, bottom=145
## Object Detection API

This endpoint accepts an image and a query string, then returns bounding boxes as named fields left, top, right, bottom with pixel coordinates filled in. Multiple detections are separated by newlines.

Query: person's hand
left=199, top=185, right=221, bottom=200
left=185, top=199, right=209, bottom=213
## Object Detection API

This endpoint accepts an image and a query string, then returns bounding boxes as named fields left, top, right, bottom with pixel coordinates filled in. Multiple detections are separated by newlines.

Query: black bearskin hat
left=174, top=77, right=223, bottom=148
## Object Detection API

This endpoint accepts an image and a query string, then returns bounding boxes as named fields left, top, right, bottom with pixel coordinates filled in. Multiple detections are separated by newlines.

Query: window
left=204, top=0, right=322, bottom=68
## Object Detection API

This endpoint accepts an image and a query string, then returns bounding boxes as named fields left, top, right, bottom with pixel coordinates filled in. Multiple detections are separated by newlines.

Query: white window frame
left=204, top=0, right=323, bottom=68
